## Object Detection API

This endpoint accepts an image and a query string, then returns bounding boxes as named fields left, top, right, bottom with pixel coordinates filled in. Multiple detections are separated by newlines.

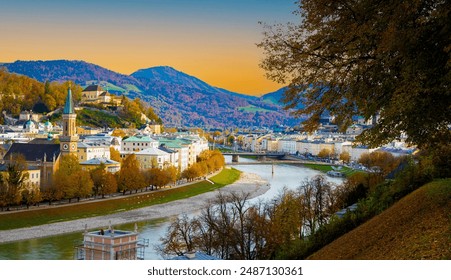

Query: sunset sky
left=0, top=0, right=299, bottom=95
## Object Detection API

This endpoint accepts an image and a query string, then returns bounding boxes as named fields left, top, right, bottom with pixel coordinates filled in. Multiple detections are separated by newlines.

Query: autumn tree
left=317, top=148, right=332, bottom=159
left=117, top=154, right=146, bottom=194
left=0, top=154, right=29, bottom=211
left=159, top=214, right=199, bottom=257
left=259, top=0, right=450, bottom=149
left=90, top=163, right=117, bottom=198
left=181, top=164, right=202, bottom=181
left=358, top=151, right=400, bottom=176
left=339, top=151, right=351, bottom=163
left=296, top=175, right=336, bottom=235
left=54, top=154, right=93, bottom=202
left=144, top=167, right=175, bottom=190
left=160, top=191, right=263, bottom=260
left=109, top=147, right=122, bottom=163
left=111, top=129, right=126, bottom=138
left=21, top=188, right=42, bottom=209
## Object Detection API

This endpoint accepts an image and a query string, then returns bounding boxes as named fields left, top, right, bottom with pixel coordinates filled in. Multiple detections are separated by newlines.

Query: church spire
left=63, top=84, right=74, bottom=114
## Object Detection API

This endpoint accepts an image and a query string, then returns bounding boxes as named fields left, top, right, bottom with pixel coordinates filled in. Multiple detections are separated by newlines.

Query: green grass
left=237, top=105, right=272, bottom=113
left=77, top=108, right=125, bottom=128
left=0, top=168, right=241, bottom=231
left=123, top=84, right=142, bottom=93
left=86, top=81, right=125, bottom=92
left=303, top=163, right=361, bottom=177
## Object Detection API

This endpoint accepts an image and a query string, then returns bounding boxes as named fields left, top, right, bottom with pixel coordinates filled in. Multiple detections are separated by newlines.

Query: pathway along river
left=0, top=156, right=344, bottom=260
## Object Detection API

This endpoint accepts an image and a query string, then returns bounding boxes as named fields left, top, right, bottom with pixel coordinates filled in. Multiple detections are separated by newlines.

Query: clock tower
left=60, top=86, right=79, bottom=156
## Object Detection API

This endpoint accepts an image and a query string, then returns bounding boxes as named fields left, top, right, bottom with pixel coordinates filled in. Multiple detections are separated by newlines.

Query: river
left=0, top=156, right=344, bottom=260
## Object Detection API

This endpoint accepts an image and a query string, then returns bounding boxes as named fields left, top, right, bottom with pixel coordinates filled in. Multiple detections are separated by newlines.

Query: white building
left=77, top=142, right=111, bottom=162
left=135, top=147, right=171, bottom=170
left=350, top=146, right=378, bottom=161
left=121, top=135, right=158, bottom=153
left=278, top=138, right=297, bottom=154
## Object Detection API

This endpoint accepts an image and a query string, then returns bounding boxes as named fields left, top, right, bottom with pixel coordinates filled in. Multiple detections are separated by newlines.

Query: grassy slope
left=237, top=105, right=272, bottom=113
left=308, top=179, right=451, bottom=260
left=302, top=163, right=360, bottom=177
left=0, top=168, right=241, bottom=230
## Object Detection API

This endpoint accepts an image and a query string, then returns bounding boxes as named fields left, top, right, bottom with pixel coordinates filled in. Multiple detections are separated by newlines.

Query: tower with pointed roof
left=60, top=86, right=79, bottom=156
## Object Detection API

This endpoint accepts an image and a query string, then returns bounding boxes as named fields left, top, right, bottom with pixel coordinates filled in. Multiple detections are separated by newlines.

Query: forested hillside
left=0, top=68, right=159, bottom=128
left=2, top=60, right=300, bottom=128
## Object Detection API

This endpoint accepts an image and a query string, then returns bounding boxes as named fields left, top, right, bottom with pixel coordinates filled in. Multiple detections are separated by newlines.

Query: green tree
left=259, top=0, right=450, bottom=149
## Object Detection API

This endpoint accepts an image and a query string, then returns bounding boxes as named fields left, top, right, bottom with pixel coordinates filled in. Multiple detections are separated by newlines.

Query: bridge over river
left=221, top=152, right=286, bottom=162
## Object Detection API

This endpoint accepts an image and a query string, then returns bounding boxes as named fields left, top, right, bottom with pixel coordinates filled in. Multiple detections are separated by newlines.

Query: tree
left=339, top=151, right=351, bottom=163
left=317, top=148, right=332, bottom=159
left=296, top=175, right=336, bottom=235
left=90, top=164, right=117, bottom=198
left=109, top=147, right=122, bottom=163
left=117, top=154, right=146, bottom=194
left=0, top=154, right=29, bottom=210
left=54, top=154, right=93, bottom=202
left=54, top=155, right=80, bottom=202
left=73, top=170, right=93, bottom=202
left=111, top=129, right=126, bottom=138
left=22, top=188, right=42, bottom=209
left=259, top=0, right=450, bottom=149
left=358, top=151, right=400, bottom=176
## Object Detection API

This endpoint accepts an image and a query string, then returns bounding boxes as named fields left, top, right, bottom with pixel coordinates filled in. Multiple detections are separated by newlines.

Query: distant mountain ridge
left=1, top=60, right=299, bottom=128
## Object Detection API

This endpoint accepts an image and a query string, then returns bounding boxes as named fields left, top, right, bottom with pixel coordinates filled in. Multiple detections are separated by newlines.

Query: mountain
left=132, top=66, right=220, bottom=93
left=1, top=60, right=141, bottom=91
left=261, top=87, right=287, bottom=105
left=1, top=60, right=299, bottom=128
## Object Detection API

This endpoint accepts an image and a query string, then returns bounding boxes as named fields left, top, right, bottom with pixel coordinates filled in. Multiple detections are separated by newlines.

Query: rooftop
left=80, top=158, right=120, bottom=165
left=82, top=84, right=104, bottom=92
left=123, top=135, right=157, bottom=143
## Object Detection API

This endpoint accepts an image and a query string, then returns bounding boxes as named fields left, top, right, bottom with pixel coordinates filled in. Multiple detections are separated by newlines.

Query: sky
left=0, top=0, right=299, bottom=96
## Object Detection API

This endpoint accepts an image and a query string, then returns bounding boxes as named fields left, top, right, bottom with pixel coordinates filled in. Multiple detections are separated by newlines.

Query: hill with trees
left=1, top=60, right=300, bottom=128
left=308, top=179, right=450, bottom=260
left=0, top=68, right=159, bottom=128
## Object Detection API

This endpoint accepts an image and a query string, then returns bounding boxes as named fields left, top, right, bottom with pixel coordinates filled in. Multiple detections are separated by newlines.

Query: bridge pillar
left=257, top=155, right=266, bottom=161
left=232, top=155, right=239, bottom=163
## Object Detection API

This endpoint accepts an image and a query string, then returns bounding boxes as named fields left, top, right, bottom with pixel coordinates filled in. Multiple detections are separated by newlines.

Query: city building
left=3, top=142, right=61, bottom=189
left=59, top=86, right=79, bottom=157
left=80, top=158, right=120, bottom=173
left=135, top=147, right=171, bottom=169
left=121, top=135, right=159, bottom=154
left=75, top=224, right=148, bottom=260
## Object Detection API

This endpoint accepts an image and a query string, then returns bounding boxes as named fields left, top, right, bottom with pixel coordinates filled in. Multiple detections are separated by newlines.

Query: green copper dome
left=63, top=86, right=74, bottom=114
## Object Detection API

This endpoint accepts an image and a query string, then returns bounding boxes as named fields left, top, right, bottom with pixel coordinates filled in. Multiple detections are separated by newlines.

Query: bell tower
left=60, top=85, right=79, bottom=156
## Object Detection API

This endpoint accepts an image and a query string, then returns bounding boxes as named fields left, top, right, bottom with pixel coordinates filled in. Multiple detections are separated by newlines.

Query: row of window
left=124, top=142, right=155, bottom=146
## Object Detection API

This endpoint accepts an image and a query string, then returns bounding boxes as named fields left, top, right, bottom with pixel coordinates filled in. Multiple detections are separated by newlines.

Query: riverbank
left=0, top=172, right=269, bottom=244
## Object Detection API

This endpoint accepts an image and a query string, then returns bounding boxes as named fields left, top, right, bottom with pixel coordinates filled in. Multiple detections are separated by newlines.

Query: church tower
left=60, top=86, right=79, bottom=156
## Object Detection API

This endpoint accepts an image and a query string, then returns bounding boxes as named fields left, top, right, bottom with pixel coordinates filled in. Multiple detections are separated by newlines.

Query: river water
left=0, top=156, right=344, bottom=260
